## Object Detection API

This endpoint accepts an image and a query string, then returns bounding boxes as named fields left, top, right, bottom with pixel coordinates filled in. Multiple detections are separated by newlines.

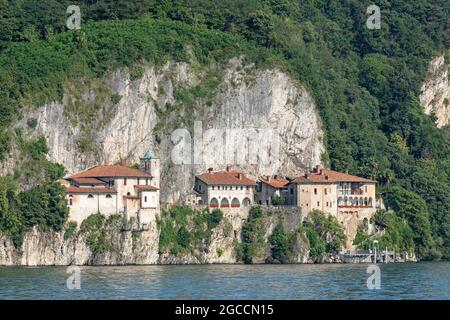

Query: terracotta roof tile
left=66, top=186, right=117, bottom=194
left=291, top=168, right=376, bottom=184
left=73, top=177, right=106, bottom=185
left=197, top=170, right=256, bottom=186
left=68, top=165, right=152, bottom=179
left=260, top=177, right=289, bottom=188
left=134, top=185, right=159, bottom=191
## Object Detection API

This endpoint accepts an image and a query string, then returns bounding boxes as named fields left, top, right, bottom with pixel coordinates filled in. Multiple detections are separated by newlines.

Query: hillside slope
left=0, top=1, right=449, bottom=260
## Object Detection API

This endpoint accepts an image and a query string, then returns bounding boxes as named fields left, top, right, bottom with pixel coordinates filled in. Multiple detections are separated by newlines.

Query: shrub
left=269, top=223, right=292, bottom=262
left=26, top=118, right=38, bottom=129
left=110, top=93, right=122, bottom=105
left=64, top=221, right=77, bottom=241
left=207, top=208, right=223, bottom=229
left=177, top=226, right=191, bottom=248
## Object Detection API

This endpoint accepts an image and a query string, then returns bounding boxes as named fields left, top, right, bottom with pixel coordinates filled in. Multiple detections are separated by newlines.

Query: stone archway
left=220, top=197, right=230, bottom=208
left=242, top=197, right=251, bottom=207
left=210, top=197, right=219, bottom=208
left=231, top=198, right=240, bottom=208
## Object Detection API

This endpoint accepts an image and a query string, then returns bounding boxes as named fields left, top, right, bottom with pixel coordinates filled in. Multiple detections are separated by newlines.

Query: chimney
left=208, top=167, right=213, bottom=173
left=325, top=175, right=329, bottom=180
left=315, top=164, right=320, bottom=173
left=305, top=173, right=308, bottom=179
left=319, top=169, right=323, bottom=175
left=238, top=173, right=243, bottom=180
left=267, top=175, right=271, bottom=182
left=345, top=169, right=349, bottom=174
left=226, top=165, right=232, bottom=172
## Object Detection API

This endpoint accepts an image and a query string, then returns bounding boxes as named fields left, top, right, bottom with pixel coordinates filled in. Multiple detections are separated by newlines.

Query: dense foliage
left=0, top=175, right=68, bottom=247
left=80, top=213, right=122, bottom=253
left=157, top=206, right=224, bottom=256
left=301, top=210, right=347, bottom=259
left=0, top=0, right=448, bottom=258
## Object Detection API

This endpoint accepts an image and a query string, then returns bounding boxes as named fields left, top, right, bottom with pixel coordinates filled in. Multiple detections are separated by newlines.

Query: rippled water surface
left=0, top=262, right=449, bottom=299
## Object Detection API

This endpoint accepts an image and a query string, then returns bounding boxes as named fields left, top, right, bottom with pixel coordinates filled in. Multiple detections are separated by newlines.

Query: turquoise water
left=0, top=262, right=449, bottom=299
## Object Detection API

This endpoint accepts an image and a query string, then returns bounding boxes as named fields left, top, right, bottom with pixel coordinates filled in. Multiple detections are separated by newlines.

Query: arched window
left=349, top=197, right=354, bottom=206
left=363, top=218, right=368, bottom=228
left=359, top=197, right=364, bottom=206
left=106, top=194, right=112, bottom=198
left=220, top=198, right=230, bottom=208
left=364, top=197, right=368, bottom=206
left=210, top=198, right=219, bottom=208
left=368, top=197, right=373, bottom=207
left=338, top=197, right=344, bottom=206
left=68, top=195, right=73, bottom=206
left=231, top=198, right=240, bottom=208
left=242, top=197, right=251, bottom=207
left=127, top=192, right=131, bottom=196
left=87, top=194, right=94, bottom=199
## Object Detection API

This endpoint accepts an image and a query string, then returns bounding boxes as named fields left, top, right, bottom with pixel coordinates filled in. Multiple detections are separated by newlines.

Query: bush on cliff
left=80, top=213, right=121, bottom=254
left=0, top=174, right=68, bottom=247
left=268, top=223, right=292, bottom=263
left=301, top=210, right=346, bottom=260
left=157, top=205, right=223, bottom=256
left=238, top=206, right=267, bottom=264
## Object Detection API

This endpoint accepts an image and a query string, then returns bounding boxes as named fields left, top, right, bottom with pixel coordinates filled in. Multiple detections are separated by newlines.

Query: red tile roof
left=66, top=186, right=117, bottom=194
left=134, top=185, right=159, bottom=191
left=260, top=176, right=289, bottom=188
left=73, top=177, right=106, bottom=185
left=291, top=167, right=376, bottom=184
left=196, top=170, right=256, bottom=186
left=68, top=165, right=152, bottom=179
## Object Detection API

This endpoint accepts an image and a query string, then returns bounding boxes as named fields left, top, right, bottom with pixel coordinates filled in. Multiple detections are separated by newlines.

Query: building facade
left=65, top=150, right=160, bottom=228
left=287, top=165, right=377, bottom=248
left=194, top=166, right=256, bottom=208
left=256, top=176, right=289, bottom=205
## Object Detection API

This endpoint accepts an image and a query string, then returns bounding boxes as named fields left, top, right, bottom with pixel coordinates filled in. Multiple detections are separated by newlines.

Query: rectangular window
left=137, top=178, right=140, bottom=185
left=290, top=188, right=294, bottom=195
left=241, top=186, right=243, bottom=190
left=144, top=196, right=147, bottom=202
left=317, top=201, right=320, bottom=207
left=314, top=188, right=317, bottom=195
left=69, top=198, right=73, bottom=206
left=212, top=186, right=215, bottom=190
left=146, top=178, right=149, bottom=185
left=124, top=178, right=127, bottom=186
left=324, top=188, right=327, bottom=195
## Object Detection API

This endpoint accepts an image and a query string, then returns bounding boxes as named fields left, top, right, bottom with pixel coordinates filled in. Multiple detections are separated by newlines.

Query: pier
left=339, top=248, right=397, bottom=264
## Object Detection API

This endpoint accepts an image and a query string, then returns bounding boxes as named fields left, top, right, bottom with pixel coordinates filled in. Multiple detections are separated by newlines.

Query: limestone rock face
left=0, top=221, right=160, bottom=266
left=420, top=54, right=450, bottom=128
left=13, top=59, right=324, bottom=202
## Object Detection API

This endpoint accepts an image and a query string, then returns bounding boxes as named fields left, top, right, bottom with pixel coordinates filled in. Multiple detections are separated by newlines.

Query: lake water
left=0, top=262, right=449, bottom=299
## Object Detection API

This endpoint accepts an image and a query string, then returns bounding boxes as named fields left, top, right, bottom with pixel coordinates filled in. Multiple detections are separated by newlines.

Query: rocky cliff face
left=0, top=219, right=160, bottom=266
left=12, top=58, right=324, bottom=202
left=420, top=53, right=450, bottom=128
left=0, top=207, right=312, bottom=266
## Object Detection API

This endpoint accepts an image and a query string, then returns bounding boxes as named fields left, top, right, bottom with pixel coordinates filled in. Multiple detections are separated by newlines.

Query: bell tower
left=140, top=148, right=160, bottom=189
